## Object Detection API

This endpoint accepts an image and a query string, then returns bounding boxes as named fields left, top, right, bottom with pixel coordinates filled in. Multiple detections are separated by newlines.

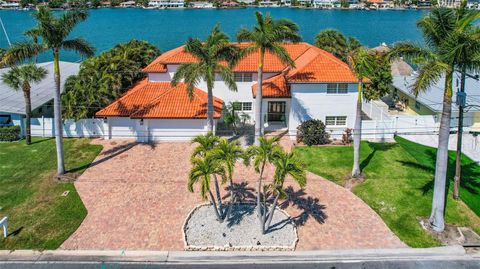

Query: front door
left=267, top=101, right=286, bottom=123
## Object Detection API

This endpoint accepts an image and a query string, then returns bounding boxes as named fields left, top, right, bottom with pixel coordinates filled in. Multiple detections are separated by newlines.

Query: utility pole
left=453, top=70, right=466, bottom=200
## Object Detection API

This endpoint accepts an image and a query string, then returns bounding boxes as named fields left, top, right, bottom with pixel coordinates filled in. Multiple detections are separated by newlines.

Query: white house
left=96, top=42, right=361, bottom=141
left=0, top=62, right=80, bottom=132
left=147, top=0, right=184, bottom=8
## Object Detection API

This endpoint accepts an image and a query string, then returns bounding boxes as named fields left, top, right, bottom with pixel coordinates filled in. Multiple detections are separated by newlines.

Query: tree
left=237, top=12, right=301, bottom=145
left=191, top=133, right=225, bottom=217
left=172, top=25, right=239, bottom=132
left=245, top=136, right=282, bottom=234
left=62, top=40, right=160, bottom=119
left=189, top=153, right=226, bottom=221
left=389, top=4, right=480, bottom=232
left=1, top=64, right=47, bottom=145
left=363, top=50, right=393, bottom=101
left=265, top=150, right=306, bottom=230
left=2, top=7, right=95, bottom=176
left=340, top=0, right=349, bottom=8
left=314, top=29, right=361, bottom=63
left=349, top=47, right=375, bottom=178
left=212, top=138, right=244, bottom=220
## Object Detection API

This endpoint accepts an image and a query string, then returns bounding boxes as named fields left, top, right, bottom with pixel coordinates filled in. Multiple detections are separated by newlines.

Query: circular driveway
left=61, top=139, right=405, bottom=250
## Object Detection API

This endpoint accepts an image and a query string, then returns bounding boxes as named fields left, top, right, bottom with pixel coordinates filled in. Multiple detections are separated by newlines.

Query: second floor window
left=232, top=102, right=252, bottom=111
left=234, top=72, right=253, bottom=82
left=327, top=83, right=349, bottom=94
left=325, top=116, right=347, bottom=126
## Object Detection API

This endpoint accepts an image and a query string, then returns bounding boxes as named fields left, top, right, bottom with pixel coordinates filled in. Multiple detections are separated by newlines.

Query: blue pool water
left=0, top=8, right=426, bottom=62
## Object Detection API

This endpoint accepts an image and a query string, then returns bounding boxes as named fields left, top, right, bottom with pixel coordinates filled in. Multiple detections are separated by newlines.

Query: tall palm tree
left=1, top=63, right=47, bottom=145
left=390, top=4, right=480, bottom=232
left=2, top=6, right=95, bottom=176
left=236, top=12, right=302, bottom=145
left=245, top=136, right=282, bottom=234
left=172, top=24, right=240, bottom=132
left=212, top=138, right=244, bottom=219
left=190, top=133, right=224, bottom=213
left=314, top=29, right=361, bottom=63
left=349, top=47, right=375, bottom=178
left=189, top=153, right=226, bottom=221
left=265, top=150, right=306, bottom=230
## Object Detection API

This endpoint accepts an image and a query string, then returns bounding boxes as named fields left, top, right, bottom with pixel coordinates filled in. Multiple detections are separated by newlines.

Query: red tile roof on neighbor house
left=95, top=78, right=223, bottom=119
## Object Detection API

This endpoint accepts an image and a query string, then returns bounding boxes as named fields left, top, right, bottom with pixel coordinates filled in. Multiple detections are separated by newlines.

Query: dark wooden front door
left=267, top=101, right=286, bottom=122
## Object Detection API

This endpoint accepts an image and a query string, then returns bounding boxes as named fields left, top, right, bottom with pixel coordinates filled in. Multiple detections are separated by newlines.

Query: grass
left=295, top=136, right=480, bottom=248
left=0, top=138, right=103, bottom=250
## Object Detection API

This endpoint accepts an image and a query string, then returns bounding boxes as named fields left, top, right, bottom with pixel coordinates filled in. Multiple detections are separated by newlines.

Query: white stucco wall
left=288, top=83, right=358, bottom=138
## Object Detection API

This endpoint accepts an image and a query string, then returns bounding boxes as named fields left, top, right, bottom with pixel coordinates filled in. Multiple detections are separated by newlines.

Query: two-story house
left=96, top=42, right=361, bottom=141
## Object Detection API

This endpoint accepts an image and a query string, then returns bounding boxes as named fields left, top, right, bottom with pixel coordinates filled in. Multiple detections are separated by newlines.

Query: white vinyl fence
left=27, top=117, right=105, bottom=138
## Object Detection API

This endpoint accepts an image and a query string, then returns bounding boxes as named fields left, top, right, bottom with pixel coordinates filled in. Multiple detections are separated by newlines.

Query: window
left=325, top=116, right=347, bottom=126
left=232, top=102, right=252, bottom=111
left=415, top=101, right=421, bottom=110
left=327, top=83, right=349, bottom=94
left=0, top=115, right=11, bottom=126
left=234, top=72, right=253, bottom=82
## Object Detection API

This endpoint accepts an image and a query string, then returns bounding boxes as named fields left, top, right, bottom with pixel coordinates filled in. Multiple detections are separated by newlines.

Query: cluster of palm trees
left=189, top=133, right=306, bottom=234
left=1, top=6, right=94, bottom=176
left=172, top=12, right=301, bottom=146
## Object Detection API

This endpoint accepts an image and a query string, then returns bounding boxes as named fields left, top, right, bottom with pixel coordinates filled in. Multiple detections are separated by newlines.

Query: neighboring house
left=0, top=62, right=80, bottom=131
left=96, top=42, right=361, bottom=141
left=148, top=0, right=185, bottom=8
left=0, top=0, right=20, bottom=8
left=438, top=0, right=461, bottom=7
left=119, top=0, right=136, bottom=7
left=190, top=1, right=214, bottom=8
left=312, top=0, right=337, bottom=8
left=391, top=72, right=480, bottom=131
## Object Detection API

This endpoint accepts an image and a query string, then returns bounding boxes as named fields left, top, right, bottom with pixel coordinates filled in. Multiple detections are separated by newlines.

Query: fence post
left=42, top=116, right=45, bottom=137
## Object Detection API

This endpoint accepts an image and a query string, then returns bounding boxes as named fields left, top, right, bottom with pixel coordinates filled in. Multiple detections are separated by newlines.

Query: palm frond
left=62, top=38, right=95, bottom=58
left=268, top=44, right=295, bottom=68
left=1, top=42, right=46, bottom=66
left=411, top=60, right=449, bottom=96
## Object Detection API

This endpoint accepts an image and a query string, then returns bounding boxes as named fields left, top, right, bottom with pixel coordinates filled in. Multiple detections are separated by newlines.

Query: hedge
left=296, top=119, right=330, bottom=146
left=0, top=125, right=21, bottom=142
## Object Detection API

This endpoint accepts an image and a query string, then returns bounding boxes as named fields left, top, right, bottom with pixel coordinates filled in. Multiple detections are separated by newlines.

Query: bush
left=0, top=126, right=21, bottom=142
left=296, top=119, right=330, bottom=146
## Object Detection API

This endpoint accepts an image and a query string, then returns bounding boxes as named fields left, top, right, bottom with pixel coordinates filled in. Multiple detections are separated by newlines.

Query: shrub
left=0, top=126, right=21, bottom=142
left=296, top=119, right=330, bottom=146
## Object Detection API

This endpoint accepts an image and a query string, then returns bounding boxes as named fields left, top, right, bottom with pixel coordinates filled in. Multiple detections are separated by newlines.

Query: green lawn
left=0, top=138, right=103, bottom=250
left=295, top=136, right=480, bottom=248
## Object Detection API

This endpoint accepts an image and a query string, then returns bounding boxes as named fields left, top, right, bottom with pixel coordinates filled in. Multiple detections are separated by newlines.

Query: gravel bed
left=184, top=203, right=297, bottom=249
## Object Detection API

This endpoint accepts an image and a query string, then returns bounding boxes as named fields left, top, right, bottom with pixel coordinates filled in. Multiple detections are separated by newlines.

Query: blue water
left=0, top=8, right=426, bottom=62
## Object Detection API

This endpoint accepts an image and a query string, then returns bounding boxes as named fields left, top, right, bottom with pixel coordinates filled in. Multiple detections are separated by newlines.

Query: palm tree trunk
left=206, top=86, right=214, bottom=132
left=208, top=190, right=222, bottom=221
left=265, top=190, right=280, bottom=232
left=429, top=71, right=453, bottom=233
left=53, top=49, right=65, bottom=176
left=352, top=81, right=363, bottom=178
left=23, top=86, right=32, bottom=145
left=213, top=174, right=223, bottom=220
left=254, top=48, right=265, bottom=145
left=257, top=161, right=266, bottom=234
left=453, top=71, right=466, bottom=200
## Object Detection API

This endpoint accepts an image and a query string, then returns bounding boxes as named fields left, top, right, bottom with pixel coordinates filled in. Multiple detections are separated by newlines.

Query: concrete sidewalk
left=0, top=246, right=479, bottom=269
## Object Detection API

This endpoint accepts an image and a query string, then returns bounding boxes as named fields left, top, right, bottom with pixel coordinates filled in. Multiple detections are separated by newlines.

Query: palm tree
left=212, top=138, right=244, bottom=219
left=349, top=47, right=375, bottom=178
left=236, top=12, right=302, bottom=145
left=190, top=133, right=224, bottom=214
left=245, top=136, right=282, bottom=234
left=265, top=150, right=306, bottom=231
left=314, top=29, right=361, bottom=63
left=172, top=24, right=240, bottom=132
left=1, top=64, right=47, bottom=145
left=189, top=153, right=226, bottom=221
left=1, top=6, right=95, bottom=176
left=390, top=4, right=480, bottom=232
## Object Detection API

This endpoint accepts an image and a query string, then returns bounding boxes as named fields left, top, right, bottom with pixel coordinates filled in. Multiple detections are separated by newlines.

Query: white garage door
left=148, top=119, right=208, bottom=141
left=109, top=117, right=138, bottom=139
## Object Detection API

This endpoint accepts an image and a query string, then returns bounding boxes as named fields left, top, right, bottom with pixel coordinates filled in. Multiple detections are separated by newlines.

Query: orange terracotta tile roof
left=286, top=46, right=359, bottom=83
left=251, top=74, right=290, bottom=98
left=95, top=78, right=223, bottom=119
left=143, top=42, right=360, bottom=85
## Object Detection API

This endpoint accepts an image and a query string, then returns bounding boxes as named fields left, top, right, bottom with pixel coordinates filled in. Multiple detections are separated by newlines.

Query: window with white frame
left=234, top=72, right=253, bottom=82
left=326, top=83, right=349, bottom=94
left=232, top=102, right=253, bottom=111
left=325, top=116, right=347, bottom=126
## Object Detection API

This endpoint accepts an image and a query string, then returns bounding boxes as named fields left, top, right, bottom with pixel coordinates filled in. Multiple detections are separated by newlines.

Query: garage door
left=148, top=119, right=208, bottom=141
left=109, top=117, right=138, bottom=139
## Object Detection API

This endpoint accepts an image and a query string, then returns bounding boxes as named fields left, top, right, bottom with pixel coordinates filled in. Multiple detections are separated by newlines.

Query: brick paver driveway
left=61, top=139, right=405, bottom=250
